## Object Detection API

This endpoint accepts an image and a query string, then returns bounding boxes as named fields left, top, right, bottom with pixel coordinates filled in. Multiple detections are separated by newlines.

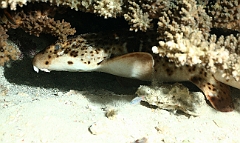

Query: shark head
left=32, top=35, right=112, bottom=73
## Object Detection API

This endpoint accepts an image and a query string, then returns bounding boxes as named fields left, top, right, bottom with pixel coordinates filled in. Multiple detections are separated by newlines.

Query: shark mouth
left=33, top=66, right=51, bottom=73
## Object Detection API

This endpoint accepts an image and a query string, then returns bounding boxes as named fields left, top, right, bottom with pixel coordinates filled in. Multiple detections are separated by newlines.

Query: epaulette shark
left=32, top=31, right=240, bottom=112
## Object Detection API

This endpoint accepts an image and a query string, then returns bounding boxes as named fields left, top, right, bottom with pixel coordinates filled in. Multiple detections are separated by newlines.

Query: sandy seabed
left=1, top=58, right=240, bottom=143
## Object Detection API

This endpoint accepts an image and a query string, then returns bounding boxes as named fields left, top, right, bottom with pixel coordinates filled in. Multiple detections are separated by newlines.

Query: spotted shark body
left=33, top=31, right=239, bottom=112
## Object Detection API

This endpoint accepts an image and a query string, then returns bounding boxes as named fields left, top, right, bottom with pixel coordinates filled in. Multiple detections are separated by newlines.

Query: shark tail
left=190, top=75, right=234, bottom=112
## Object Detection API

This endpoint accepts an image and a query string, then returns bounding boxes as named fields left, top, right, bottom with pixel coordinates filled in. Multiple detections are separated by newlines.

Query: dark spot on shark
left=70, top=51, right=78, bottom=57
left=190, top=76, right=202, bottom=83
left=209, top=96, right=216, bottom=102
left=68, top=61, right=73, bottom=65
left=166, top=68, right=173, bottom=76
left=208, top=86, right=212, bottom=90
left=64, top=48, right=71, bottom=54
left=204, top=72, right=207, bottom=77
left=45, top=61, right=49, bottom=65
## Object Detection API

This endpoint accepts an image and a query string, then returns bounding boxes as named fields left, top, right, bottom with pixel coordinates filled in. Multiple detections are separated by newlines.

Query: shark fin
left=99, top=52, right=154, bottom=81
left=190, top=75, right=234, bottom=112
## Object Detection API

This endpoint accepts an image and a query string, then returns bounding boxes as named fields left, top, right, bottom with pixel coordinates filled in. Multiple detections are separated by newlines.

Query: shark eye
left=54, top=44, right=61, bottom=50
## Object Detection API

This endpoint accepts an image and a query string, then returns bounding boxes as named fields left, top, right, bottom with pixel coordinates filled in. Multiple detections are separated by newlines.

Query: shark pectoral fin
left=190, top=75, right=234, bottom=112
left=99, top=52, right=154, bottom=81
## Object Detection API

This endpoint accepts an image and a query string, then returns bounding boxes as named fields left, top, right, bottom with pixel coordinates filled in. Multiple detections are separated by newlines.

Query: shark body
left=33, top=31, right=239, bottom=112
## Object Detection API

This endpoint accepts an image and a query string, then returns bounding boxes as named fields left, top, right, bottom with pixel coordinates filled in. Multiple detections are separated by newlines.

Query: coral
left=152, top=0, right=240, bottom=81
left=211, top=34, right=240, bottom=81
left=0, top=3, right=76, bottom=64
left=141, top=0, right=170, bottom=19
left=0, top=25, right=20, bottom=65
left=18, top=15, right=76, bottom=42
left=2, top=4, right=76, bottom=41
left=1, top=0, right=153, bottom=31
left=93, top=0, right=123, bottom=18
left=124, top=1, right=152, bottom=32
left=1, top=0, right=124, bottom=18
left=152, top=0, right=211, bottom=67
left=208, top=0, right=240, bottom=32
left=157, top=0, right=212, bottom=38
left=152, top=0, right=211, bottom=66
left=1, top=0, right=27, bottom=10
left=0, top=26, right=8, bottom=49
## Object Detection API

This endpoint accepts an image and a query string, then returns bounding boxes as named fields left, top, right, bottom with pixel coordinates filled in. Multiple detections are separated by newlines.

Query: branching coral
left=208, top=0, right=240, bottom=32
left=1, top=0, right=154, bottom=32
left=0, top=0, right=161, bottom=32
left=141, top=0, right=170, bottom=19
left=212, top=34, right=240, bottom=81
left=0, top=3, right=76, bottom=64
left=152, top=0, right=240, bottom=81
left=2, top=4, right=76, bottom=41
left=1, top=0, right=124, bottom=18
left=153, top=0, right=212, bottom=65
left=1, top=0, right=27, bottom=10
left=93, top=0, right=123, bottom=18
left=18, top=14, right=76, bottom=42
left=0, top=25, right=20, bottom=65
left=1, top=0, right=80, bottom=11
left=124, top=1, right=152, bottom=32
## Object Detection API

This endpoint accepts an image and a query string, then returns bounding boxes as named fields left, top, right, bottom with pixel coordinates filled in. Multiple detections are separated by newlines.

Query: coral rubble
left=136, top=83, right=206, bottom=116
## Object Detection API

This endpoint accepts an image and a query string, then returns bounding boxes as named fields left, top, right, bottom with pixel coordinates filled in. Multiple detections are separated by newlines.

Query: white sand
left=1, top=59, right=240, bottom=143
